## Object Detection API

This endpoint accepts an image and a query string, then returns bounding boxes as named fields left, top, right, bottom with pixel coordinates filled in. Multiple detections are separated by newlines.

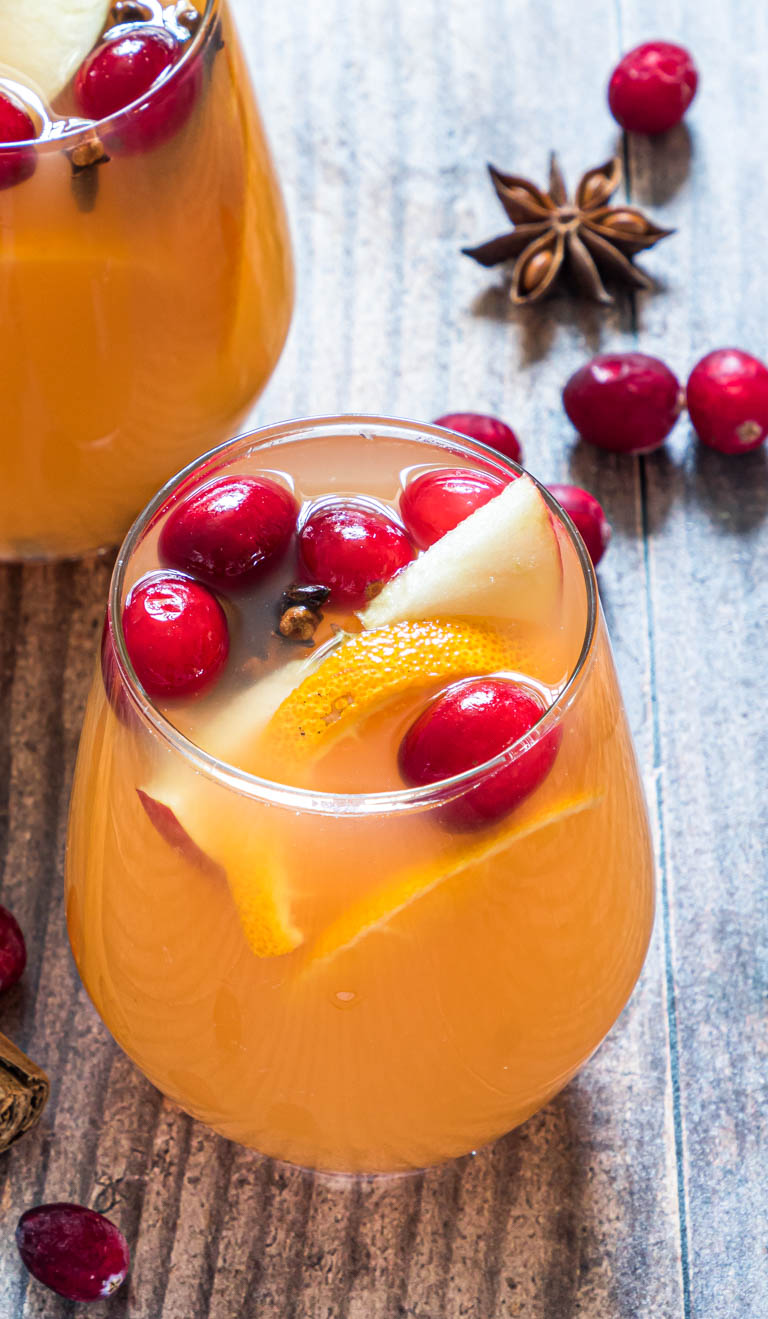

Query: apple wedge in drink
left=0, top=0, right=110, bottom=103
left=360, top=475, right=562, bottom=629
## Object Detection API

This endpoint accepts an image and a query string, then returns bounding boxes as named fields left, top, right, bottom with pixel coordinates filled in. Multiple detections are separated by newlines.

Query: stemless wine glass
left=0, top=0, right=292, bottom=560
left=66, top=417, right=655, bottom=1174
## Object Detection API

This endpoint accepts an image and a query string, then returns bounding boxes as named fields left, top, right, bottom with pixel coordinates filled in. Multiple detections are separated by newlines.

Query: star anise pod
left=462, top=153, right=674, bottom=305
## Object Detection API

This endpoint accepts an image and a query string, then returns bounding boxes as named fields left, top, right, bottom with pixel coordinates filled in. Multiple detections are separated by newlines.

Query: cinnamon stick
left=0, top=1033, right=49, bottom=1152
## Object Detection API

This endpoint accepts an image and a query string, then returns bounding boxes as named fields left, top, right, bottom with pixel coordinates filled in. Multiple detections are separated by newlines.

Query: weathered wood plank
left=620, top=1, right=768, bottom=1314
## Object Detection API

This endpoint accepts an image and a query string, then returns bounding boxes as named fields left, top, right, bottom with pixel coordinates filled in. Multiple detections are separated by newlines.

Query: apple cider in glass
left=66, top=417, right=655, bottom=1173
left=0, top=0, right=292, bottom=559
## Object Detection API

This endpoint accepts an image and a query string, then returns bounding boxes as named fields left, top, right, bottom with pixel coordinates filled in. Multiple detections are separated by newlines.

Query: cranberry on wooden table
left=548, top=484, right=611, bottom=568
left=608, top=41, right=699, bottom=134
left=400, top=467, right=510, bottom=550
left=0, top=905, right=27, bottom=993
left=298, top=502, right=415, bottom=603
left=686, top=349, right=768, bottom=455
left=0, top=93, right=37, bottom=189
left=159, top=475, right=299, bottom=592
left=434, top=412, right=522, bottom=464
left=563, top=352, right=683, bottom=454
left=16, top=1203, right=130, bottom=1303
left=123, top=572, right=229, bottom=699
left=399, top=676, right=561, bottom=830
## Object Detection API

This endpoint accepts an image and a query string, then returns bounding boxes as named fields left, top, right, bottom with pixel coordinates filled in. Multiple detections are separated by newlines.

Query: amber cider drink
left=66, top=417, right=654, bottom=1173
left=0, top=0, right=292, bottom=559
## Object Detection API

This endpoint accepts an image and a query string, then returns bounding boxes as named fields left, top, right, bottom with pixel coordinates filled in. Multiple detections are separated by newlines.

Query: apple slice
left=137, top=648, right=335, bottom=956
left=0, top=0, right=110, bottom=104
left=359, top=474, right=562, bottom=630
left=138, top=656, right=308, bottom=855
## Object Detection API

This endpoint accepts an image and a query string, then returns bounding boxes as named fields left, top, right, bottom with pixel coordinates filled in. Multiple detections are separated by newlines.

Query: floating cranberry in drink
left=400, top=467, right=511, bottom=549
left=160, top=475, right=299, bottom=591
left=298, top=501, right=415, bottom=603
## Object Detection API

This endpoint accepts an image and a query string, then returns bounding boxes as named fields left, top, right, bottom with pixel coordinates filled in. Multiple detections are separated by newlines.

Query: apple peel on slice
left=359, top=474, right=562, bottom=631
left=0, top=0, right=111, bottom=104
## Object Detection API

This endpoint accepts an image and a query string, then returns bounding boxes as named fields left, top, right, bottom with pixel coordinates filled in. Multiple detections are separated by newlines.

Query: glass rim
left=0, top=0, right=218, bottom=152
left=109, top=414, right=599, bottom=817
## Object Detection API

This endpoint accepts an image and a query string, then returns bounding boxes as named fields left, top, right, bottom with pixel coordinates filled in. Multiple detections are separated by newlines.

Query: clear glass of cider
left=66, top=416, right=654, bottom=1173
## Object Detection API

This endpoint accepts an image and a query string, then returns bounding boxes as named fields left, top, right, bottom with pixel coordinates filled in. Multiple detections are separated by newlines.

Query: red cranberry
left=608, top=41, right=698, bottom=135
left=159, top=475, right=298, bottom=592
left=435, top=412, right=522, bottom=465
left=298, top=502, right=415, bottom=604
left=548, top=484, right=611, bottom=567
left=0, top=94, right=36, bottom=190
left=686, top=349, right=768, bottom=455
left=563, top=352, right=683, bottom=454
left=122, top=572, right=229, bottom=699
left=75, top=26, right=199, bottom=153
left=0, top=905, right=27, bottom=993
left=399, top=677, right=561, bottom=830
left=400, top=467, right=510, bottom=550
left=16, top=1203, right=130, bottom=1303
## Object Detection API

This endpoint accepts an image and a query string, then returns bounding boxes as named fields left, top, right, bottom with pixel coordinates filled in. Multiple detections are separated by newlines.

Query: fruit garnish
left=462, top=153, right=673, bottom=305
left=563, top=352, right=683, bottom=454
left=264, top=618, right=529, bottom=768
left=74, top=25, right=199, bottom=152
left=400, top=466, right=509, bottom=549
left=308, top=792, right=599, bottom=966
left=0, top=94, right=37, bottom=190
left=159, top=474, right=299, bottom=592
left=75, top=25, right=179, bottom=116
left=434, top=412, right=522, bottom=463
left=608, top=41, right=698, bottom=135
left=359, top=474, right=562, bottom=631
left=140, top=620, right=530, bottom=958
left=399, top=676, right=560, bottom=829
left=686, top=348, right=768, bottom=455
left=0, top=0, right=109, bottom=102
left=123, top=571, right=229, bottom=698
left=16, top=1203, right=130, bottom=1302
left=298, top=500, right=415, bottom=603
left=0, top=905, right=27, bottom=993
left=548, top=483, right=611, bottom=567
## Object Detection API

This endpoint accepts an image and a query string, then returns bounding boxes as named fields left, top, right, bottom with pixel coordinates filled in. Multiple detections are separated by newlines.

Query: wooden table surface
left=1, top=0, right=766, bottom=1314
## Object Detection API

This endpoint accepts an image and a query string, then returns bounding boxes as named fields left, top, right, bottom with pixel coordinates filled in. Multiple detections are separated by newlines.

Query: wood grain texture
left=0, top=0, right=765, bottom=1314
